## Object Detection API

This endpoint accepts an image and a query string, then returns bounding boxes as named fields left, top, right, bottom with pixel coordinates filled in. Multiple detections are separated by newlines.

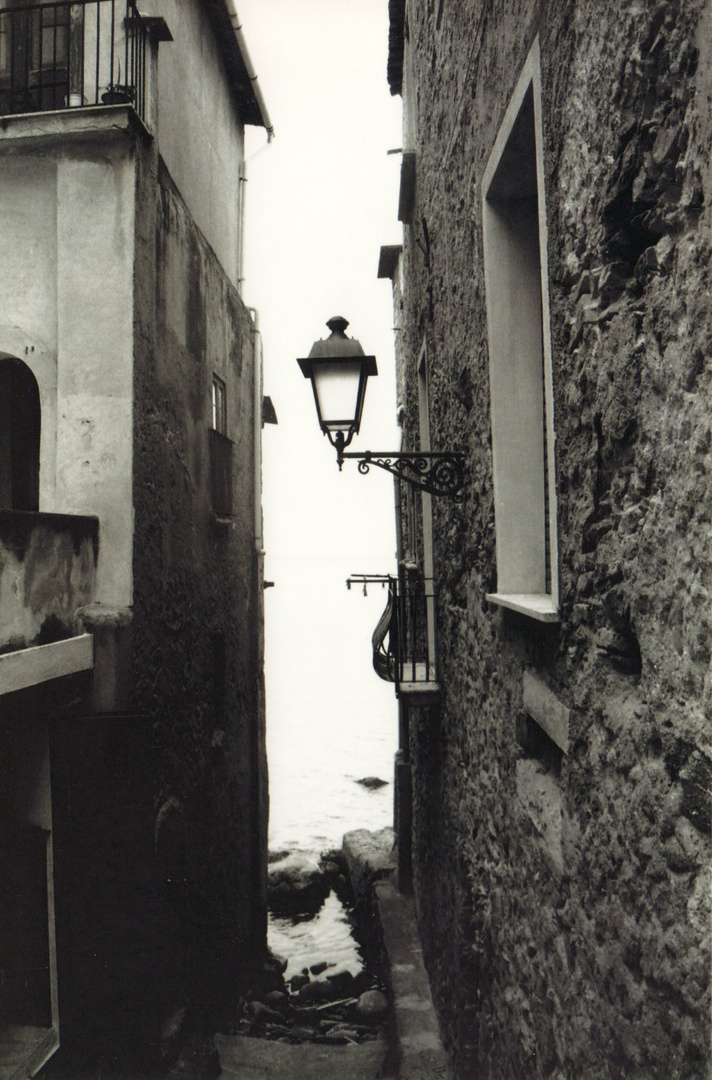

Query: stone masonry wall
left=396, top=2, right=711, bottom=1078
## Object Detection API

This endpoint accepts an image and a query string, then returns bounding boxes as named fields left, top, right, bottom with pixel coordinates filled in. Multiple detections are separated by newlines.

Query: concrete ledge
left=522, top=670, right=570, bottom=752
left=0, top=104, right=151, bottom=148
left=374, top=880, right=450, bottom=1080
left=342, top=828, right=450, bottom=1079
left=0, top=634, right=93, bottom=696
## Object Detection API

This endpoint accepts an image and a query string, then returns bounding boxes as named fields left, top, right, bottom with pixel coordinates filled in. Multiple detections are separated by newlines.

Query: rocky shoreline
left=167, top=828, right=446, bottom=1080
left=227, top=847, right=389, bottom=1047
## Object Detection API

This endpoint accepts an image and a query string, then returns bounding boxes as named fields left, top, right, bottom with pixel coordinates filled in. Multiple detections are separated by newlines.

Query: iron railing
left=209, top=428, right=233, bottom=518
left=395, top=561, right=436, bottom=690
left=0, top=0, right=149, bottom=123
left=349, top=569, right=437, bottom=695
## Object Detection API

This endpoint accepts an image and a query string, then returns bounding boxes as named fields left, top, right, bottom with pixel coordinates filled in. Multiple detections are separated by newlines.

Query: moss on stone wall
left=130, top=141, right=267, bottom=991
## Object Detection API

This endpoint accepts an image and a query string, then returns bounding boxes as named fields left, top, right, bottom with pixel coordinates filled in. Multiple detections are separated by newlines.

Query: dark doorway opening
left=0, top=356, right=41, bottom=511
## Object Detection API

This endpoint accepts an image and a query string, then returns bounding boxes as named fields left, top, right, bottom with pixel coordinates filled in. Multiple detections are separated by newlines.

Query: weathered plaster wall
left=395, top=2, right=711, bottom=1077
left=150, top=0, right=245, bottom=287
left=0, top=511, right=98, bottom=650
left=51, top=135, right=267, bottom=1060
left=0, top=125, right=136, bottom=607
left=54, top=148, right=136, bottom=607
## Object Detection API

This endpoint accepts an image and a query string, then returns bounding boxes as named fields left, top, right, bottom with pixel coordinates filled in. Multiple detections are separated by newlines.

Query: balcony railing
left=350, top=569, right=438, bottom=697
left=0, top=0, right=150, bottom=123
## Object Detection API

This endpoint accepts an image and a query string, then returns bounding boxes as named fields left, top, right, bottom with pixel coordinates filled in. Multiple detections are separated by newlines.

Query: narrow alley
left=0, top=1, right=709, bottom=1079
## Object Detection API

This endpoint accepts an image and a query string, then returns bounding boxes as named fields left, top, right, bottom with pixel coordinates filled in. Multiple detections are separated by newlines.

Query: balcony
left=353, top=570, right=440, bottom=701
left=0, top=509, right=98, bottom=654
left=0, top=0, right=152, bottom=125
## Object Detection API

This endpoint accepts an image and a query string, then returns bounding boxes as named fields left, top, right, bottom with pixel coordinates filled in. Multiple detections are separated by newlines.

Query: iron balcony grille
left=209, top=427, right=233, bottom=518
left=370, top=570, right=436, bottom=695
left=0, top=0, right=149, bottom=123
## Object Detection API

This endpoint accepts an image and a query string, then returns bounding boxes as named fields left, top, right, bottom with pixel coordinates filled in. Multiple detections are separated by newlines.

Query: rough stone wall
left=395, top=2, right=711, bottom=1078
left=130, top=140, right=267, bottom=1003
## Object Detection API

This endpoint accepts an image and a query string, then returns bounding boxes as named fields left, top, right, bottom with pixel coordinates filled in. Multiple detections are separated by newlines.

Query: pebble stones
left=236, top=970, right=389, bottom=1046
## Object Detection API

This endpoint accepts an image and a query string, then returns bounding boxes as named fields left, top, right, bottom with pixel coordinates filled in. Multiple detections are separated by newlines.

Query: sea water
left=264, top=556, right=397, bottom=974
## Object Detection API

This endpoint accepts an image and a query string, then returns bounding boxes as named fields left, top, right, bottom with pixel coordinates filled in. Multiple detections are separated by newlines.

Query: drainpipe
left=246, top=304, right=269, bottom=934
left=248, top=307, right=264, bottom=555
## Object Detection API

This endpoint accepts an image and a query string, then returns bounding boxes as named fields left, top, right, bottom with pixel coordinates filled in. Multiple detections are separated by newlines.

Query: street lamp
left=298, top=316, right=465, bottom=500
left=297, top=315, right=377, bottom=463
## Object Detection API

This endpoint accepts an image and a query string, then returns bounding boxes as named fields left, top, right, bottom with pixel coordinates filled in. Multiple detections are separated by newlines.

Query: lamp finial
left=326, top=316, right=349, bottom=335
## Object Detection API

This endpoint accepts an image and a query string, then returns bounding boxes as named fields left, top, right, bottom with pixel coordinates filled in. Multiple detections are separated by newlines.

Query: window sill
left=485, top=593, right=559, bottom=622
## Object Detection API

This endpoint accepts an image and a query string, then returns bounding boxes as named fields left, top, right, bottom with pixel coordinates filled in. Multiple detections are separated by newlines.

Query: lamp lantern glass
left=298, top=316, right=377, bottom=458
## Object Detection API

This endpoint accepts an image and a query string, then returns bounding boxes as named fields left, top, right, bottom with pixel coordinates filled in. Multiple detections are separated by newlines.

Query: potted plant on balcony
left=101, top=65, right=134, bottom=105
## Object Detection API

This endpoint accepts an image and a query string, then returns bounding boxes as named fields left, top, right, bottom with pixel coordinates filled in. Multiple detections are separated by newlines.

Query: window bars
left=0, top=0, right=149, bottom=123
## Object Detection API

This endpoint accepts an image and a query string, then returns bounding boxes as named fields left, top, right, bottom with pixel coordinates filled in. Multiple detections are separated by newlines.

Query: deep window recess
left=211, top=375, right=227, bottom=434
left=516, top=671, right=569, bottom=871
left=516, top=714, right=563, bottom=870
left=0, top=356, right=41, bottom=511
left=482, top=38, right=559, bottom=622
left=209, top=375, right=232, bottom=517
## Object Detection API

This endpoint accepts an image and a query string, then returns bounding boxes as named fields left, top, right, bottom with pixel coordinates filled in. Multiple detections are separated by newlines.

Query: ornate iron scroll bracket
left=340, top=449, right=465, bottom=500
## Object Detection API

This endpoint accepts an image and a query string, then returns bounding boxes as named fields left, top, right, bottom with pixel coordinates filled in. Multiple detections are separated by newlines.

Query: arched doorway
left=0, top=356, right=41, bottom=511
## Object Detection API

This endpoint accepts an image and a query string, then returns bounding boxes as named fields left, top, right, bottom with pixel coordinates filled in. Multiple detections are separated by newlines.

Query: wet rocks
left=354, top=989, right=389, bottom=1022
left=245, top=1000, right=286, bottom=1027
left=318, top=848, right=350, bottom=900
left=342, top=828, right=396, bottom=909
left=356, top=776, right=389, bottom=790
left=267, top=852, right=330, bottom=915
left=234, top=967, right=389, bottom=1047
left=254, top=847, right=391, bottom=1048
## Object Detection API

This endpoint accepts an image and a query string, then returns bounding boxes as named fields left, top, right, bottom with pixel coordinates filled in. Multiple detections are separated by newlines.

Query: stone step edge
left=373, top=879, right=451, bottom=1080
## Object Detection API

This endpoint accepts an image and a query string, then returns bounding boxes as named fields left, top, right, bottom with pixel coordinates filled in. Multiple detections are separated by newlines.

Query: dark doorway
left=0, top=356, right=41, bottom=511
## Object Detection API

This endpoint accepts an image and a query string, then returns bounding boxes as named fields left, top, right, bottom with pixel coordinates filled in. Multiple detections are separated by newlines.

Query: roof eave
left=387, top=0, right=406, bottom=96
left=206, top=0, right=274, bottom=135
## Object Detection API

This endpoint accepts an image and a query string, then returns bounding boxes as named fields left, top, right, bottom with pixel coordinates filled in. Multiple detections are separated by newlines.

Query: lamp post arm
left=339, top=449, right=466, bottom=500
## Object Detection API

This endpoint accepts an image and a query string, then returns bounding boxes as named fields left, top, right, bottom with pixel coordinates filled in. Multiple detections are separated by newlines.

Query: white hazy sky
left=235, top=1, right=405, bottom=843
left=238, top=0, right=403, bottom=566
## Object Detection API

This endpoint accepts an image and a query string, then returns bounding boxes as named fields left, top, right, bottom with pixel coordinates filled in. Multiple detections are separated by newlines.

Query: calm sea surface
left=264, top=556, right=397, bottom=975
left=265, top=557, right=397, bottom=855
